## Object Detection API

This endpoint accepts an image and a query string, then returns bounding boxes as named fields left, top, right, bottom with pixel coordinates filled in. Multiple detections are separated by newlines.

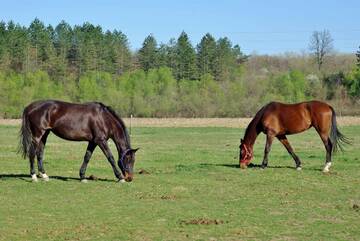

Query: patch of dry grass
left=2, top=117, right=360, bottom=128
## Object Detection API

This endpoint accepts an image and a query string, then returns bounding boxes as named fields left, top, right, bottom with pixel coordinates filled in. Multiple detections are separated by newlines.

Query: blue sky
left=1, top=0, right=359, bottom=55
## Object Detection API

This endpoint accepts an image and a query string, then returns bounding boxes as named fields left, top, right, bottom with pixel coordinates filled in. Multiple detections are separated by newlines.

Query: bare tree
left=309, top=30, right=334, bottom=71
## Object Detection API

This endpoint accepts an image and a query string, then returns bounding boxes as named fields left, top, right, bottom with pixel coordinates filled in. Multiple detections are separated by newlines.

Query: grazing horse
left=19, top=100, right=138, bottom=182
left=239, top=101, right=349, bottom=172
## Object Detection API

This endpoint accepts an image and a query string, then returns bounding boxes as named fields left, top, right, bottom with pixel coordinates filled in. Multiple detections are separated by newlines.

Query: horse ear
left=131, top=148, right=140, bottom=153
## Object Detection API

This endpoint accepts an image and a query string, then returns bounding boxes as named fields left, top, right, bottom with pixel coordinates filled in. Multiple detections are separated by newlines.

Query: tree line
left=0, top=19, right=359, bottom=118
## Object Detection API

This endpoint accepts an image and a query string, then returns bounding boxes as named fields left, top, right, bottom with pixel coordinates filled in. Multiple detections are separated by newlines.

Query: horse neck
left=243, top=118, right=261, bottom=148
left=111, top=121, right=131, bottom=157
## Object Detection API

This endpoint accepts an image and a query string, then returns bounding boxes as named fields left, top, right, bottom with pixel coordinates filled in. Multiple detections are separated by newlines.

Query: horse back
left=261, top=101, right=331, bottom=135
left=24, top=100, right=112, bottom=141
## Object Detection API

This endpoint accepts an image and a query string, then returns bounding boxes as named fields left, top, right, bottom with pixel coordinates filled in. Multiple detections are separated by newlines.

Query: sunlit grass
left=0, top=125, right=359, bottom=240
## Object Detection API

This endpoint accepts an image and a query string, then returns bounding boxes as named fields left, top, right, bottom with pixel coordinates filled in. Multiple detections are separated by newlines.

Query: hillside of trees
left=0, top=19, right=359, bottom=118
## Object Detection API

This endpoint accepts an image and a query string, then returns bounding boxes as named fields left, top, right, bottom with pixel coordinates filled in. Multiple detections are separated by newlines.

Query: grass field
left=0, top=124, right=359, bottom=241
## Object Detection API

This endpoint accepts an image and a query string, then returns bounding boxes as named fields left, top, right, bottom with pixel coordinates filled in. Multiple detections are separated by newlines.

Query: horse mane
left=243, top=103, right=271, bottom=143
left=97, top=102, right=131, bottom=148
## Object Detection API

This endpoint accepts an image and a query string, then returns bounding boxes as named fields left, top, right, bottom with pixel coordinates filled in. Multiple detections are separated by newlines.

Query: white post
left=130, top=114, right=133, bottom=136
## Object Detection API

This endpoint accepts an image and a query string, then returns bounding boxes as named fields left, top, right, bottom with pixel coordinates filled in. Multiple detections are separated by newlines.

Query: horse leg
left=29, top=130, right=45, bottom=182
left=29, top=149, right=38, bottom=182
left=37, top=131, right=50, bottom=181
left=97, top=140, right=124, bottom=182
left=79, top=142, right=97, bottom=182
left=261, top=134, right=274, bottom=169
left=319, top=133, right=333, bottom=173
left=277, top=135, right=302, bottom=170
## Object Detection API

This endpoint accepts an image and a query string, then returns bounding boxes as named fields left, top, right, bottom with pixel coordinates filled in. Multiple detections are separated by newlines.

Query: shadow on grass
left=204, top=163, right=322, bottom=171
left=0, top=173, right=115, bottom=182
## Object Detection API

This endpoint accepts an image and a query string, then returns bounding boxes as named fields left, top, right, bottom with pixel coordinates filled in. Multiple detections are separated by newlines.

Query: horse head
left=118, top=148, right=139, bottom=182
left=239, top=139, right=253, bottom=169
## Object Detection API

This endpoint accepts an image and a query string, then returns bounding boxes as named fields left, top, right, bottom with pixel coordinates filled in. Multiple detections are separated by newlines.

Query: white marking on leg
left=81, top=179, right=88, bottom=183
left=31, top=174, right=38, bottom=182
left=119, top=179, right=126, bottom=183
left=39, top=172, right=49, bottom=181
left=296, top=166, right=302, bottom=171
left=323, top=162, right=332, bottom=173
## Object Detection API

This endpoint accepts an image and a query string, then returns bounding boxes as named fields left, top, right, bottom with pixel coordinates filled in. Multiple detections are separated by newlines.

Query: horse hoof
left=39, top=173, right=49, bottom=181
left=322, top=169, right=330, bottom=173
left=296, top=167, right=302, bottom=171
left=80, top=179, right=88, bottom=183
left=31, top=174, right=38, bottom=182
left=119, top=179, right=126, bottom=183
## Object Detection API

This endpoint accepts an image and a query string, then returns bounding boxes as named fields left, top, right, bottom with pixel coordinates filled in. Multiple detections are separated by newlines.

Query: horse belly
left=50, top=120, right=93, bottom=141
left=282, top=112, right=311, bottom=134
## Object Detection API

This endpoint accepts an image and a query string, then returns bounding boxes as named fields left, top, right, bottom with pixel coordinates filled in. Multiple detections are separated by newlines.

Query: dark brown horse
left=239, top=101, right=349, bottom=172
left=19, top=100, right=138, bottom=182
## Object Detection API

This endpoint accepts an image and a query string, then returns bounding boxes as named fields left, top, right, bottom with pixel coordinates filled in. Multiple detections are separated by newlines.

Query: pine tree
left=174, top=31, right=197, bottom=80
left=28, top=18, right=56, bottom=71
left=53, top=21, right=73, bottom=81
left=0, top=21, right=10, bottom=70
left=197, top=33, right=216, bottom=77
left=7, top=21, right=29, bottom=72
left=138, top=34, right=159, bottom=71
left=356, top=46, right=360, bottom=69
left=214, top=37, right=233, bottom=81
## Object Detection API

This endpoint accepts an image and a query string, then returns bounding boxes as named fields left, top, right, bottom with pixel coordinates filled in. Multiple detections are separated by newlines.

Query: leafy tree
left=77, top=72, right=101, bottom=101
left=323, top=72, right=346, bottom=99
left=345, top=68, right=360, bottom=98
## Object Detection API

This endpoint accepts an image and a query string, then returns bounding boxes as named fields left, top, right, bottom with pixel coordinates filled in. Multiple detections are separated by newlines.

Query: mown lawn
left=0, top=124, right=359, bottom=241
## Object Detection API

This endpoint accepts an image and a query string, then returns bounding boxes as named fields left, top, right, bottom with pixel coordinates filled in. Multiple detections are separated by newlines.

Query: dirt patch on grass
left=138, top=169, right=150, bottom=175
left=160, top=195, right=177, bottom=200
left=2, top=116, right=360, bottom=127
left=352, top=204, right=359, bottom=211
left=180, top=218, right=225, bottom=225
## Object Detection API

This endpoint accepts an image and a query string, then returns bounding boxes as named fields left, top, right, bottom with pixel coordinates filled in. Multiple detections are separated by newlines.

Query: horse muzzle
left=124, top=172, right=133, bottom=182
left=239, top=159, right=251, bottom=169
left=240, top=163, right=248, bottom=169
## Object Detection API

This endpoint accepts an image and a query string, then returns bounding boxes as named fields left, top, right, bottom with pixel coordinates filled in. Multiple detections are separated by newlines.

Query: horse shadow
left=0, top=174, right=115, bottom=182
left=204, top=163, right=322, bottom=171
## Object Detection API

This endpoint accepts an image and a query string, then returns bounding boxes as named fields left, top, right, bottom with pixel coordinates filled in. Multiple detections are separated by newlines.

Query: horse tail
left=329, top=107, right=351, bottom=153
left=18, top=110, right=34, bottom=159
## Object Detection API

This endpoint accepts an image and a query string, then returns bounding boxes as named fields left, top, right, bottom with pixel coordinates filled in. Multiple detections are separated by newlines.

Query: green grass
left=0, top=125, right=359, bottom=241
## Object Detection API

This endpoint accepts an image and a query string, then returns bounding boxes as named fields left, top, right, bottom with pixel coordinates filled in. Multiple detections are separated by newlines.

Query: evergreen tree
left=7, top=21, right=29, bottom=72
left=138, top=34, right=159, bottom=71
left=214, top=37, right=245, bottom=81
left=356, top=46, right=360, bottom=69
left=0, top=21, right=10, bottom=70
left=197, top=33, right=217, bottom=77
left=28, top=18, right=56, bottom=71
left=214, top=37, right=233, bottom=81
left=54, top=20, right=73, bottom=80
left=158, top=38, right=177, bottom=70
left=174, top=31, right=198, bottom=80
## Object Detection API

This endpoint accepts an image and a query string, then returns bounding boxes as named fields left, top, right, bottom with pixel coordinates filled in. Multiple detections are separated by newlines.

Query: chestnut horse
left=239, top=101, right=349, bottom=172
left=19, top=100, right=138, bottom=182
